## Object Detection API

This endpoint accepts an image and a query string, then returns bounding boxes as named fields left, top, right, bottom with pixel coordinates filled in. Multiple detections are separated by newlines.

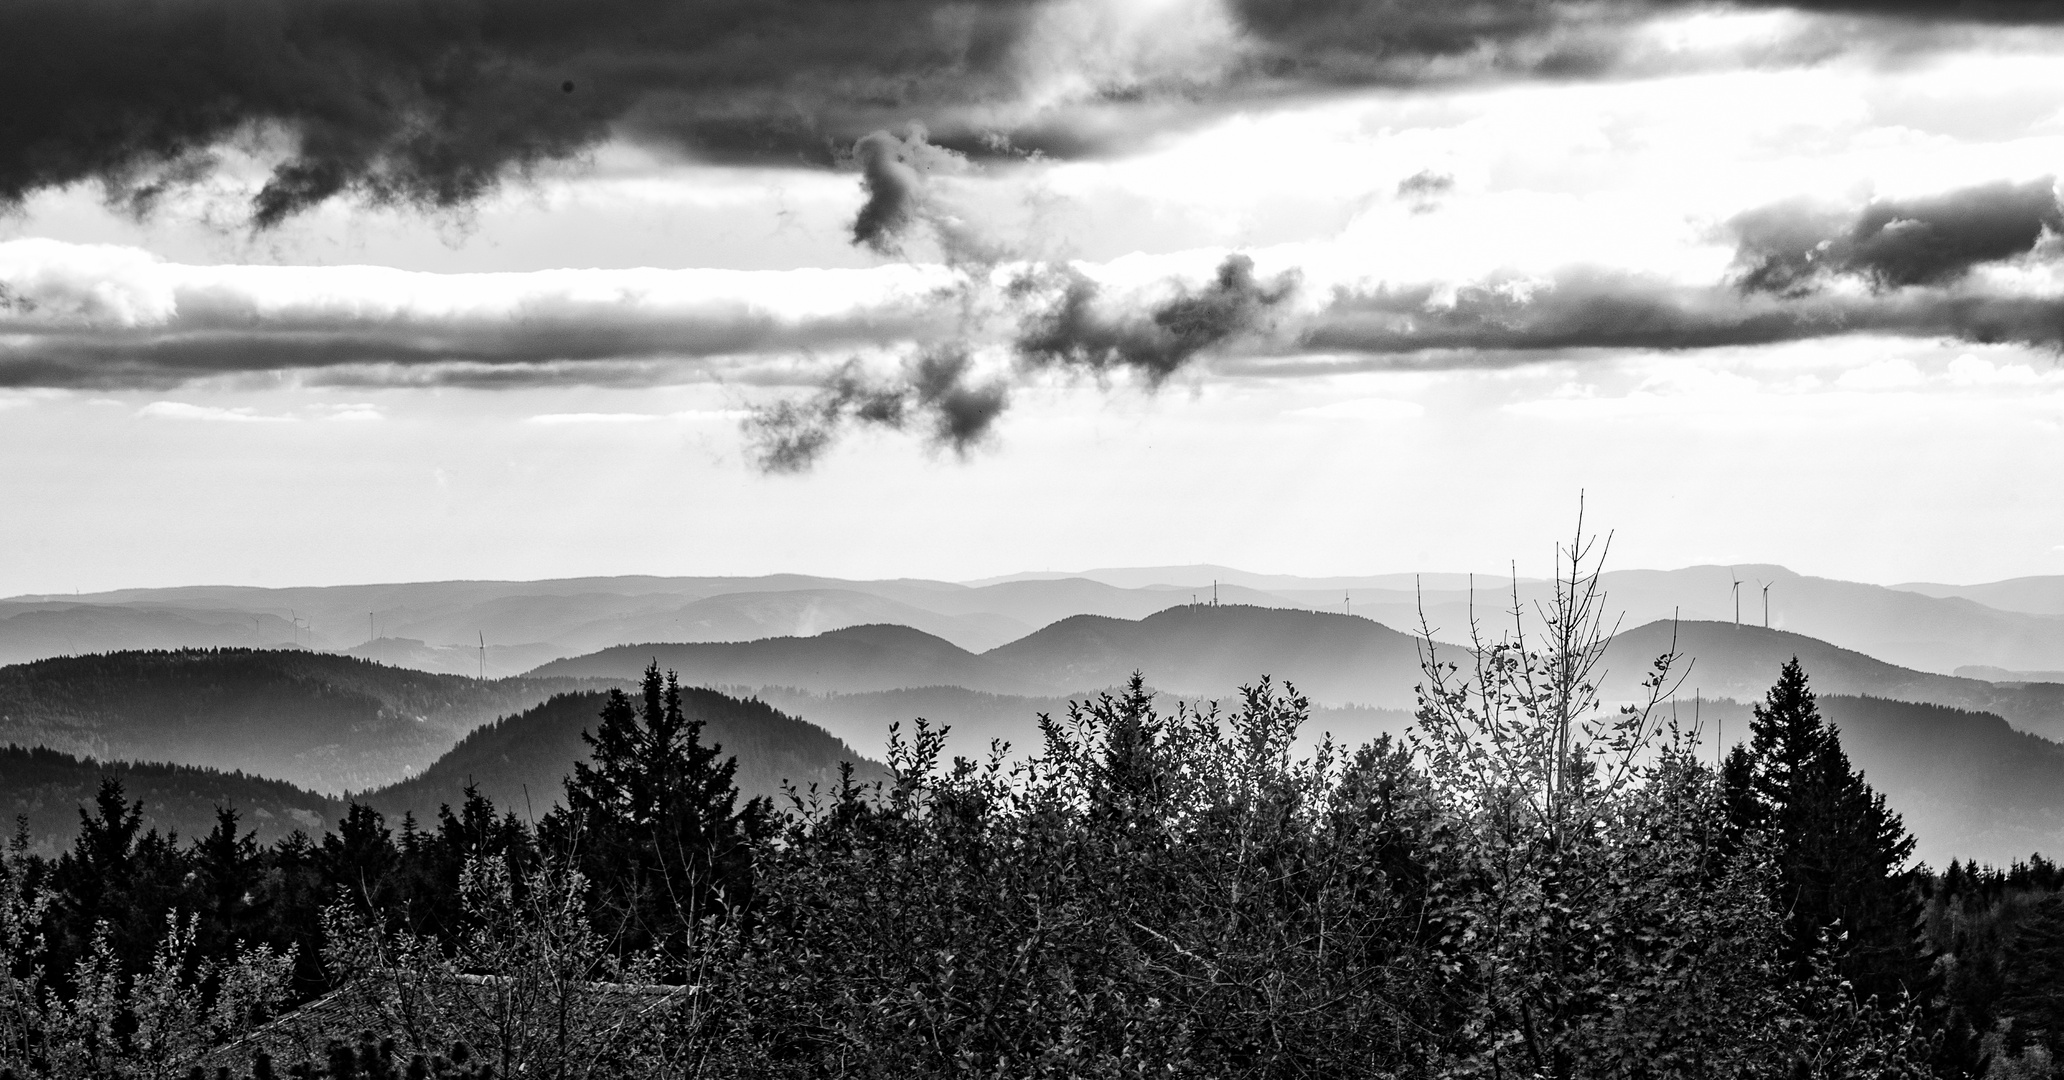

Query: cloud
left=5, top=0, right=2062, bottom=225
left=742, top=347, right=1010, bottom=472
left=741, top=252, right=1298, bottom=470
left=1732, top=178, right=2064, bottom=294
left=0, top=0, right=1065, bottom=226
left=0, top=240, right=958, bottom=388
left=1294, top=267, right=2064, bottom=363
left=1013, top=254, right=1301, bottom=382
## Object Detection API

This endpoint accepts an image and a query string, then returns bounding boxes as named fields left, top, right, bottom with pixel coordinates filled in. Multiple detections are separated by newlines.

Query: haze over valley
left=9, top=562, right=2064, bottom=866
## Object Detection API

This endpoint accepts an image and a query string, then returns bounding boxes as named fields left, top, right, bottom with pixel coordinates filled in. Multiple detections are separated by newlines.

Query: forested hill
left=0, top=744, right=344, bottom=857
left=0, top=649, right=613, bottom=793
left=361, top=687, right=883, bottom=826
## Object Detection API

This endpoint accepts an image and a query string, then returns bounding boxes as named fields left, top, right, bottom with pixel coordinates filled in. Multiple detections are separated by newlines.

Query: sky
left=6, top=0, right=2064, bottom=595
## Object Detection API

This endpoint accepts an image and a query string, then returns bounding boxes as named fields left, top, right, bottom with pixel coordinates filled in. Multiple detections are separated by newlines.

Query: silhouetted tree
left=539, top=663, right=768, bottom=962
left=1730, top=657, right=1926, bottom=1004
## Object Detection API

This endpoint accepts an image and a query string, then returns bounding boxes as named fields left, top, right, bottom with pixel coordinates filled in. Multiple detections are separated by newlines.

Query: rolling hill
left=532, top=604, right=1433, bottom=706
left=359, top=687, right=882, bottom=826
left=983, top=605, right=1427, bottom=707
left=529, top=623, right=1007, bottom=693
left=1598, top=621, right=2064, bottom=742
left=0, top=649, right=611, bottom=793
left=19, top=565, right=2064, bottom=680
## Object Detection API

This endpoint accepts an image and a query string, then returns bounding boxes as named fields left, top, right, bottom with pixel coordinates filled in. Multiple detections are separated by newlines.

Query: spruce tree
left=191, top=805, right=262, bottom=955
left=539, top=662, right=768, bottom=962
left=1733, top=658, right=1924, bottom=1004
left=1999, top=892, right=2064, bottom=1059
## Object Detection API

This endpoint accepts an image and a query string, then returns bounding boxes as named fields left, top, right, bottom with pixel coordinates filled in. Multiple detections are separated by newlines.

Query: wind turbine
left=1759, top=581, right=1772, bottom=628
left=478, top=631, right=486, bottom=680
left=1729, top=573, right=1741, bottom=628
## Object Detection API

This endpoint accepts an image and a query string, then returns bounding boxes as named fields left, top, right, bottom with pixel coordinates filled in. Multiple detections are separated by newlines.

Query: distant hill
left=1312, top=566, right=2064, bottom=677
left=533, top=606, right=2064, bottom=733
left=1957, top=665, right=2064, bottom=684
left=534, top=605, right=1434, bottom=706
left=20, top=565, right=2064, bottom=678
left=530, top=624, right=1008, bottom=693
left=1897, top=576, right=2064, bottom=617
left=0, top=649, right=610, bottom=793
left=0, top=744, right=344, bottom=858
left=1599, top=621, right=2064, bottom=742
left=984, top=605, right=1426, bottom=707
left=0, top=602, right=302, bottom=666
left=360, top=688, right=882, bottom=825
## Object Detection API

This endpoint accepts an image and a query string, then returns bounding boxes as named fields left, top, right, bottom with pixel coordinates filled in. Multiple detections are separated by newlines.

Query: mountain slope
left=0, top=649, right=607, bottom=793
left=1599, top=621, right=2064, bottom=741
left=0, top=744, right=345, bottom=857
left=1812, top=695, right=2064, bottom=867
left=360, top=688, right=881, bottom=826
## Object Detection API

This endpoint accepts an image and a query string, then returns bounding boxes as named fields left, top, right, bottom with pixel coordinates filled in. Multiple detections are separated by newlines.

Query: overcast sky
left=5, top=0, right=2064, bottom=594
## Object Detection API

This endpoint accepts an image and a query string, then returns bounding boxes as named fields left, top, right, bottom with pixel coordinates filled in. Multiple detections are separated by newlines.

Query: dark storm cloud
left=742, top=347, right=1009, bottom=472
left=1294, top=269, right=2064, bottom=364
left=0, top=0, right=1044, bottom=225
left=1732, top=179, right=2064, bottom=294
left=1013, top=255, right=1301, bottom=382
left=10, top=0, right=2064, bottom=224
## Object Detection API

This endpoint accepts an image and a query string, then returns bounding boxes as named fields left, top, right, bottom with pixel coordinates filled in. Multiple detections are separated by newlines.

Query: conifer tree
left=1731, top=658, right=1924, bottom=1004
left=191, top=806, right=262, bottom=955
left=1999, top=891, right=2064, bottom=1059
left=539, top=663, right=768, bottom=962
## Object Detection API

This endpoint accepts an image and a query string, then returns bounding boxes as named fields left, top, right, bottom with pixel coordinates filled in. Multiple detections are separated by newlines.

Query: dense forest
left=0, top=746, right=345, bottom=857
left=5, top=559, right=2064, bottom=1078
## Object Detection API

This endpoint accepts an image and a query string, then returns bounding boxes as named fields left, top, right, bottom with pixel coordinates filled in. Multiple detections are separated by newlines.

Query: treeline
left=0, top=745, right=343, bottom=856
left=4, top=601, right=2064, bottom=1076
